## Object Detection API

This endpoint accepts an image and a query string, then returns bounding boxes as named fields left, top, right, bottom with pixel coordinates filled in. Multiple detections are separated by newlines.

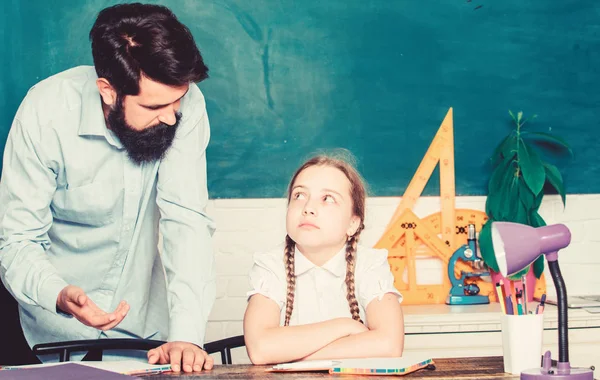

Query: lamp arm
left=547, top=259, right=569, bottom=363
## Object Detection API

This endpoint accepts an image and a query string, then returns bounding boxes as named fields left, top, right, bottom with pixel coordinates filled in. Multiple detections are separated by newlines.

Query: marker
left=521, top=275, right=528, bottom=314
left=536, top=293, right=546, bottom=314
left=509, top=281, right=518, bottom=315
left=505, top=295, right=514, bottom=315
left=516, top=290, right=524, bottom=315
left=495, top=281, right=507, bottom=314
left=504, top=281, right=515, bottom=315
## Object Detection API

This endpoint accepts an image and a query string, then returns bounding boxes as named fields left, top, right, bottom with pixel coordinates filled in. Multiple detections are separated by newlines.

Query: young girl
left=243, top=154, right=404, bottom=365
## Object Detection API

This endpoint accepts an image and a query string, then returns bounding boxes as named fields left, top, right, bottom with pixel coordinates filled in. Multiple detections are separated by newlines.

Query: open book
left=268, top=355, right=435, bottom=376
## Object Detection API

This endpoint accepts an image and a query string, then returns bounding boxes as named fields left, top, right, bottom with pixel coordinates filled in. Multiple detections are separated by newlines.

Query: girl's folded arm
left=243, top=294, right=366, bottom=365
left=302, top=293, right=405, bottom=361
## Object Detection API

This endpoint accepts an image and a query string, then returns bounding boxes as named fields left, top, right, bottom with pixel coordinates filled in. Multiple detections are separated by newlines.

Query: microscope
left=446, top=224, right=490, bottom=305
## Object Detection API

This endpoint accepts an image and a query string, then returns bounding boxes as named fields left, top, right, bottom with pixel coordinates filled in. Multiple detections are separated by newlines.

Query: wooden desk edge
left=143, top=356, right=519, bottom=379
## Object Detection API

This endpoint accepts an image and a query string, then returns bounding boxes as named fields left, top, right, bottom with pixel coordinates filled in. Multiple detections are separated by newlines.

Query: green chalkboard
left=2, top=1, right=599, bottom=198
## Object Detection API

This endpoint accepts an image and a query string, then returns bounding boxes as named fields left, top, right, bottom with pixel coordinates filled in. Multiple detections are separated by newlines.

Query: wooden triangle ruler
left=383, top=108, right=456, bottom=248
left=374, top=108, right=546, bottom=304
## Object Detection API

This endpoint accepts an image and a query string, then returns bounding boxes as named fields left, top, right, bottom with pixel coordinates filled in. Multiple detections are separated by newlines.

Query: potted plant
left=479, top=110, right=571, bottom=286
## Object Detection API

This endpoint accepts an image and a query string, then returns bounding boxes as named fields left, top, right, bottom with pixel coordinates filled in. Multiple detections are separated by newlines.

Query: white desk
left=403, top=303, right=600, bottom=378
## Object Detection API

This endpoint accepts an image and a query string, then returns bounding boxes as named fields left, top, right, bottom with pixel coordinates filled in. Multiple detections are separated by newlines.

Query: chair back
left=0, top=282, right=41, bottom=365
left=33, top=335, right=247, bottom=365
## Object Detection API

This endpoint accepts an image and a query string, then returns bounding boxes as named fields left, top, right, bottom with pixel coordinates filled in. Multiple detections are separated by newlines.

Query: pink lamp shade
left=491, top=222, right=571, bottom=277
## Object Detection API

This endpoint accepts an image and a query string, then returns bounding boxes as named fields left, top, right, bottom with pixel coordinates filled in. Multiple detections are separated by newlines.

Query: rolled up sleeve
left=156, top=87, right=216, bottom=347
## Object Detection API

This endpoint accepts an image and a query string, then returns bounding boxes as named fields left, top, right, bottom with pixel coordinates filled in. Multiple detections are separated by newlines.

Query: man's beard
left=107, top=98, right=181, bottom=165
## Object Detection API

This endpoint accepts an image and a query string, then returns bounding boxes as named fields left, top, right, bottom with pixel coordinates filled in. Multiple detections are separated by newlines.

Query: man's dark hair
left=89, top=3, right=208, bottom=96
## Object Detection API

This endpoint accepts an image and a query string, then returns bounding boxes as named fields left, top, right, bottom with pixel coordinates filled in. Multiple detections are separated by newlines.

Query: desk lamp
left=491, top=221, right=593, bottom=380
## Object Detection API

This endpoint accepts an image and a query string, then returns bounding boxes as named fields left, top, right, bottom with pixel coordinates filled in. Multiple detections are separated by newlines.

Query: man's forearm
left=167, top=278, right=215, bottom=346
left=161, top=211, right=216, bottom=346
left=1, top=242, right=68, bottom=313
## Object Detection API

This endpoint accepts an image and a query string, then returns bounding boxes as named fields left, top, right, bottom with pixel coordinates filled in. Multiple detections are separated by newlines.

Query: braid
left=283, top=235, right=296, bottom=326
left=345, top=224, right=364, bottom=323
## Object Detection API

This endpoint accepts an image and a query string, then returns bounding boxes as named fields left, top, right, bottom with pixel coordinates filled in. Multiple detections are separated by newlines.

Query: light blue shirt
left=0, top=66, right=216, bottom=349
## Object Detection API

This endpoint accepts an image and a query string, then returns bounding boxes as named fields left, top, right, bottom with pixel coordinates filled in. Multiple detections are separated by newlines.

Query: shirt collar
left=294, top=245, right=347, bottom=278
left=79, top=75, right=123, bottom=149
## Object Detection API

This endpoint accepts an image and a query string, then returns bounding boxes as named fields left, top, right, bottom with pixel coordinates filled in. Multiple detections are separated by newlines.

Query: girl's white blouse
left=247, top=244, right=402, bottom=327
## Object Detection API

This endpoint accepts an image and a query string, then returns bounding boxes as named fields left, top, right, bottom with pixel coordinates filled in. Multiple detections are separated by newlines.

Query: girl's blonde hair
left=283, top=153, right=367, bottom=326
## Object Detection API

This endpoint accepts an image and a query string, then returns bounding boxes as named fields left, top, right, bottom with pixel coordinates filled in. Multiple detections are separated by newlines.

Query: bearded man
left=0, top=3, right=216, bottom=373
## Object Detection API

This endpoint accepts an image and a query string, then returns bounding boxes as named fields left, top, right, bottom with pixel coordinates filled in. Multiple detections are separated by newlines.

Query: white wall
left=204, top=194, right=600, bottom=363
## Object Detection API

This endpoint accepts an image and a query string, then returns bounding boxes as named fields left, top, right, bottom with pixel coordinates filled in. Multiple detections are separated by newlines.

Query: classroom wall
left=2, top=1, right=600, bottom=198
left=203, top=193, right=600, bottom=364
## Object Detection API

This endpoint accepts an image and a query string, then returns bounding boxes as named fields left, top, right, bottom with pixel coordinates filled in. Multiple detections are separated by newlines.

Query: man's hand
left=56, top=285, right=129, bottom=330
left=148, top=342, right=214, bottom=373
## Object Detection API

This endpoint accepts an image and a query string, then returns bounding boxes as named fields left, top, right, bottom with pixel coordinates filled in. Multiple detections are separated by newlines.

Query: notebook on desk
left=268, top=355, right=435, bottom=376
left=0, top=360, right=171, bottom=376
left=0, top=363, right=133, bottom=380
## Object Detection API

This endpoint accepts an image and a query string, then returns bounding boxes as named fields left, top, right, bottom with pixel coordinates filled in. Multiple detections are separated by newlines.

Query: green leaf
left=544, top=163, right=566, bottom=207
left=530, top=210, right=547, bottom=228
left=508, top=110, right=517, bottom=123
left=533, top=256, right=545, bottom=278
left=491, top=134, right=517, bottom=165
left=508, top=267, right=530, bottom=281
left=491, top=135, right=511, bottom=160
left=495, top=166, right=520, bottom=221
left=485, top=194, right=495, bottom=219
left=478, top=221, right=499, bottom=273
left=486, top=158, right=513, bottom=219
left=489, top=166, right=510, bottom=219
left=518, top=177, right=535, bottom=211
left=518, top=140, right=545, bottom=196
left=517, top=111, right=523, bottom=123
left=489, top=158, right=510, bottom=193
left=532, top=191, right=544, bottom=211
left=522, top=132, right=573, bottom=155
left=515, top=199, right=529, bottom=225
left=488, top=162, right=534, bottom=224
left=520, top=114, right=537, bottom=128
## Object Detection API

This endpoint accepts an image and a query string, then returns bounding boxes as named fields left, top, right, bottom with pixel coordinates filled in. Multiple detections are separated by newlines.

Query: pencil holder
left=500, top=313, right=544, bottom=375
